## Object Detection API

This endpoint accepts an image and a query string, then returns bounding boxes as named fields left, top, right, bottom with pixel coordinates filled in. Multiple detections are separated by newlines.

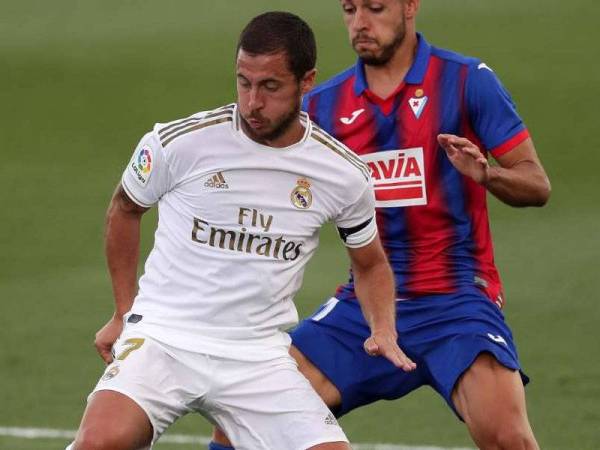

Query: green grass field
left=1, top=1, right=599, bottom=449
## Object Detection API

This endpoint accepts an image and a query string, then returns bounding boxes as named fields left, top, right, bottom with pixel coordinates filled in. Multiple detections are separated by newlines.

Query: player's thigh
left=73, top=390, right=152, bottom=450
left=308, top=442, right=350, bottom=450
left=290, top=344, right=342, bottom=407
left=452, top=353, right=533, bottom=439
left=292, top=297, right=424, bottom=416
left=78, top=332, right=195, bottom=446
left=409, top=288, right=528, bottom=414
left=211, top=427, right=232, bottom=446
left=211, top=355, right=348, bottom=450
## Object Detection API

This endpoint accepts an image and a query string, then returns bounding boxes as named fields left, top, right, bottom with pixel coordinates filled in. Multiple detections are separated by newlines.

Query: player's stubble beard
left=352, top=15, right=407, bottom=66
left=240, top=88, right=302, bottom=144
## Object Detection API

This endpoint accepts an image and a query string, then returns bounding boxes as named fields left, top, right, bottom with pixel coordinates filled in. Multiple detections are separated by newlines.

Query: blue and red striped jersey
left=303, top=34, right=530, bottom=304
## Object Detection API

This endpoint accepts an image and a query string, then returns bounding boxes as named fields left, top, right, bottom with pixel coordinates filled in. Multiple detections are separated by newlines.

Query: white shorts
left=91, top=330, right=347, bottom=450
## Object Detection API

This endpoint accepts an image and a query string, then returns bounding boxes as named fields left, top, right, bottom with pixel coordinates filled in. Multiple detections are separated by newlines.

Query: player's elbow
left=532, top=177, right=551, bottom=207
left=515, top=172, right=551, bottom=207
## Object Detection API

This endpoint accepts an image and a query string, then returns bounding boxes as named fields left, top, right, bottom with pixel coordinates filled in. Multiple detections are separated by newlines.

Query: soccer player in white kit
left=68, top=12, right=416, bottom=450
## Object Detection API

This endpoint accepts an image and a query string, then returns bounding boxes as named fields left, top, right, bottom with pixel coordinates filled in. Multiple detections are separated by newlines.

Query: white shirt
left=121, top=104, right=377, bottom=361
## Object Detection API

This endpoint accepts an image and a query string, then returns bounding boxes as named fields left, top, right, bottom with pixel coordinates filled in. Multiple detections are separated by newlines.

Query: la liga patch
left=130, top=145, right=153, bottom=186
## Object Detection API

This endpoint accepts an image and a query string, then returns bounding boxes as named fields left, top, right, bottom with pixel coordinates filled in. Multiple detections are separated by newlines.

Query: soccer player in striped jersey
left=68, top=12, right=415, bottom=450
left=210, top=1, right=550, bottom=450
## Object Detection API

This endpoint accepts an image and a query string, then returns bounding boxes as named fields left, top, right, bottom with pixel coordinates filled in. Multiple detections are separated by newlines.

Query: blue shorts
left=291, top=287, right=529, bottom=419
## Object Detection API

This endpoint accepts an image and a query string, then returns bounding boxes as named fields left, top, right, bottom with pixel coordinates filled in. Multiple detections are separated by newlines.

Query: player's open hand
left=437, top=134, right=489, bottom=184
left=364, top=330, right=417, bottom=372
left=94, top=315, right=123, bottom=364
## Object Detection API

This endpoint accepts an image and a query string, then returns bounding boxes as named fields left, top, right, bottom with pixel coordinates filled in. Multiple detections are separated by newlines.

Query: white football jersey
left=121, top=104, right=377, bottom=361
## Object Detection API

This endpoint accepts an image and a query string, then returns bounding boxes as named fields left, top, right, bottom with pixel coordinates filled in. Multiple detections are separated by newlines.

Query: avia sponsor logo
left=191, top=207, right=303, bottom=261
left=361, top=148, right=427, bottom=207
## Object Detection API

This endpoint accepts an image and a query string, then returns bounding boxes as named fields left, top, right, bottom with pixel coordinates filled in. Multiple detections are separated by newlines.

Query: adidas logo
left=324, top=412, right=338, bottom=426
left=204, top=171, right=229, bottom=189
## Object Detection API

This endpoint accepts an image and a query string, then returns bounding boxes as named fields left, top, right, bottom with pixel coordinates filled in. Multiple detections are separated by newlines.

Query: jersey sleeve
left=334, top=180, right=378, bottom=248
left=465, top=62, right=530, bottom=158
left=121, top=131, right=172, bottom=207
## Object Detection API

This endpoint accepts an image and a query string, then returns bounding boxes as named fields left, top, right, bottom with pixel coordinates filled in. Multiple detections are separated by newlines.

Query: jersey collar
left=353, top=33, right=431, bottom=96
left=232, top=103, right=313, bottom=151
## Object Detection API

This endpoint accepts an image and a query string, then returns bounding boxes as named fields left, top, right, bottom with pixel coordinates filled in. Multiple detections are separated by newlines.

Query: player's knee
left=497, top=427, right=537, bottom=450
left=479, top=426, right=537, bottom=450
left=73, top=427, right=126, bottom=450
left=72, top=431, right=105, bottom=450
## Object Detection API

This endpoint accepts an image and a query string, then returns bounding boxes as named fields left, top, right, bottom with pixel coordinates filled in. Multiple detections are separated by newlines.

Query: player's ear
left=300, top=68, right=317, bottom=95
left=404, top=0, right=419, bottom=20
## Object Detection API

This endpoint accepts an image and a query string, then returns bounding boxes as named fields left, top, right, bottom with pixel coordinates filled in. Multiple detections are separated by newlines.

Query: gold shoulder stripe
left=160, top=111, right=233, bottom=144
left=158, top=115, right=200, bottom=137
left=311, top=122, right=326, bottom=134
left=162, top=116, right=233, bottom=147
left=202, top=104, right=235, bottom=121
left=311, top=129, right=370, bottom=176
left=311, top=133, right=370, bottom=181
left=158, top=105, right=235, bottom=137
left=313, top=131, right=371, bottom=180
left=312, top=127, right=367, bottom=170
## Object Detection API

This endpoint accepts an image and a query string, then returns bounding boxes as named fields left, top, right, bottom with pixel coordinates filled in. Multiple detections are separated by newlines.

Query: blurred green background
left=1, top=0, right=599, bottom=449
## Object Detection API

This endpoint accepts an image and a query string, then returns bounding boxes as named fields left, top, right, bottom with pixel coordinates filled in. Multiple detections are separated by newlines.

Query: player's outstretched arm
left=96, top=183, right=150, bottom=364
left=438, top=134, right=551, bottom=207
left=348, top=238, right=417, bottom=372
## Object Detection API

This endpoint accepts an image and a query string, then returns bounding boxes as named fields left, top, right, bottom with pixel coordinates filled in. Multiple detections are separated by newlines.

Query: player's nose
left=350, top=7, right=369, bottom=32
left=247, top=87, right=264, bottom=110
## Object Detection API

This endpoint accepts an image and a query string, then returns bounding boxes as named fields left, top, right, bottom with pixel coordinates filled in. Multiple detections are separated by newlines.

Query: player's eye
left=341, top=3, right=355, bottom=14
left=369, top=4, right=384, bottom=13
left=264, top=81, right=280, bottom=92
left=237, top=77, right=251, bottom=89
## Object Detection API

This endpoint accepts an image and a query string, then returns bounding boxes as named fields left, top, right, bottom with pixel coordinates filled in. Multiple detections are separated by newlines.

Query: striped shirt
left=303, top=34, right=530, bottom=305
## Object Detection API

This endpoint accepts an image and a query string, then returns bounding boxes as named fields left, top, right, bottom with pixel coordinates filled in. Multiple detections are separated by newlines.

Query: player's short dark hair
left=237, top=11, right=317, bottom=80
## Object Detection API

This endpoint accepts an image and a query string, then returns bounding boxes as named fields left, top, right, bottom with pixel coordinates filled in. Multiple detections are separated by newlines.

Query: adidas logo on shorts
left=204, top=171, right=229, bottom=189
left=324, top=412, right=338, bottom=426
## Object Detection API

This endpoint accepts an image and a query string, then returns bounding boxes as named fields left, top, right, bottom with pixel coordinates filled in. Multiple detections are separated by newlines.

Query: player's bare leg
left=290, top=344, right=342, bottom=408
left=308, top=443, right=350, bottom=449
left=211, top=345, right=342, bottom=449
left=210, top=427, right=232, bottom=447
left=452, top=353, right=539, bottom=450
left=72, top=390, right=153, bottom=450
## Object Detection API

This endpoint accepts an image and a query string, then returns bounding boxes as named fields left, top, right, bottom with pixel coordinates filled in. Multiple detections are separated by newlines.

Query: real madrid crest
left=101, top=365, right=120, bottom=381
left=290, top=178, right=313, bottom=210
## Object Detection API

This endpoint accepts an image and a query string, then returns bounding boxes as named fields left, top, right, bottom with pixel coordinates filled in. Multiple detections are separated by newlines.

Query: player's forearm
left=484, top=161, right=551, bottom=207
left=353, top=260, right=397, bottom=334
left=104, top=197, right=144, bottom=318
